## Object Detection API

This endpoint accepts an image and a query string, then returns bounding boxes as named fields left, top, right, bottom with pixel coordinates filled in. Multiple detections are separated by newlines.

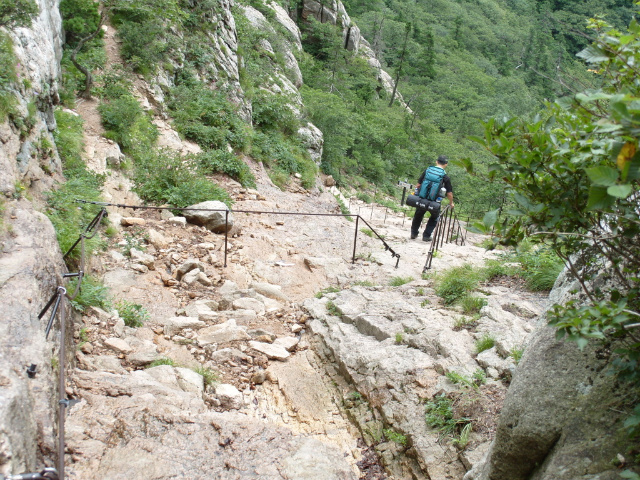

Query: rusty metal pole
left=352, top=215, right=360, bottom=263
left=58, top=287, right=68, bottom=480
left=224, top=210, right=229, bottom=267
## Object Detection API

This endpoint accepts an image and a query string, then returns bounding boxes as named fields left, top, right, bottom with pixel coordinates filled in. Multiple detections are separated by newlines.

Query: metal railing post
left=352, top=216, right=360, bottom=263
left=57, top=287, right=67, bottom=480
left=224, top=210, right=229, bottom=267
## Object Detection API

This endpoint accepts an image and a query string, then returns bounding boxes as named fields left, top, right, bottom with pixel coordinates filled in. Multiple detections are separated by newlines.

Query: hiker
left=410, top=155, right=455, bottom=242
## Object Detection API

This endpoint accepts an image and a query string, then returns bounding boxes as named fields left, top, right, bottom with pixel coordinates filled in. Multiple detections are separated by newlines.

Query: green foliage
left=383, top=428, right=407, bottom=446
left=120, top=227, right=148, bottom=256
left=147, top=358, right=178, bottom=368
left=395, top=332, right=403, bottom=344
left=0, top=0, right=38, bottom=29
left=360, top=228, right=374, bottom=238
left=510, top=346, right=524, bottom=365
left=334, top=194, right=353, bottom=221
left=168, top=83, right=249, bottom=151
left=132, top=149, right=232, bottom=209
left=252, top=91, right=299, bottom=136
left=424, top=394, right=472, bottom=437
left=0, top=32, right=17, bottom=121
left=115, top=299, right=149, bottom=328
left=325, top=300, right=340, bottom=317
left=192, top=365, right=220, bottom=388
left=59, top=0, right=101, bottom=46
left=315, top=286, right=341, bottom=298
left=475, top=334, right=496, bottom=354
left=389, top=276, right=413, bottom=287
left=98, top=94, right=158, bottom=151
left=195, top=150, right=256, bottom=188
left=459, top=295, right=488, bottom=315
left=68, top=276, right=111, bottom=312
left=48, top=109, right=105, bottom=262
left=515, top=245, right=564, bottom=291
left=435, top=264, right=483, bottom=305
left=465, top=17, right=640, bottom=449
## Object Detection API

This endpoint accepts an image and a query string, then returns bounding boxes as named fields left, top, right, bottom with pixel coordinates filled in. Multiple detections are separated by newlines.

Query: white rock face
left=298, top=123, right=324, bottom=165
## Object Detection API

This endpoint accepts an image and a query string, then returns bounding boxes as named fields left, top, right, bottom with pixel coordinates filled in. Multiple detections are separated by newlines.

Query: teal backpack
left=418, top=166, right=446, bottom=200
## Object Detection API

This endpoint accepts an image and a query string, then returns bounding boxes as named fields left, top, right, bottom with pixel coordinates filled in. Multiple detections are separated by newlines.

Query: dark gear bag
left=406, top=194, right=441, bottom=215
left=418, top=166, right=446, bottom=201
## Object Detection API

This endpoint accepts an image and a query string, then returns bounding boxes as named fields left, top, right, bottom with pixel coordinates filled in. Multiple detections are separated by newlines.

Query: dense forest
left=291, top=0, right=635, bottom=212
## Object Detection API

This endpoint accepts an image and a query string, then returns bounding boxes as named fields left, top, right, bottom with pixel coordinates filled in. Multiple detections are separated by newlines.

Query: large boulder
left=466, top=268, right=639, bottom=480
left=183, top=201, right=233, bottom=233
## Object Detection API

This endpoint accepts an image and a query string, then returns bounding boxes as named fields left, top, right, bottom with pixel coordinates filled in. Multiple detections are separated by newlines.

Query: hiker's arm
left=447, top=192, right=454, bottom=208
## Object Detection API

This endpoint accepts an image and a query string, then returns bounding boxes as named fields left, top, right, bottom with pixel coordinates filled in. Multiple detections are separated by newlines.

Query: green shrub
left=268, top=168, right=289, bottom=191
left=516, top=245, right=564, bottom=291
left=68, top=275, right=111, bottom=312
left=115, top=299, right=149, bottom=327
left=459, top=295, right=488, bottom=315
left=48, top=109, right=105, bottom=262
left=252, top=90, right=299, bottom=135
left=389, top=276, right=413, bottom=287
left=132, top=149, right=232, bottom=208
left=168, top=83, right=249, bottom=151
left=195, top=149, right=256, bottom=188
left=475, top=334, right=496, bottom=354
left=360, top=228, right=374, bottom=238
left=395, top=332, right=403, bottom=344
left=98, top=94, right=158, bottom=151
left=435, top=264, right=483, bottom=305
left=0, top=32, right=17, bottom=121
left=357, top=191, right=373, bottom=204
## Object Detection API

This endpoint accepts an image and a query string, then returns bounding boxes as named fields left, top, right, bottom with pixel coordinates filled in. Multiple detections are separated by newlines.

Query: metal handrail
left=422, top=206, right=467, bottom=272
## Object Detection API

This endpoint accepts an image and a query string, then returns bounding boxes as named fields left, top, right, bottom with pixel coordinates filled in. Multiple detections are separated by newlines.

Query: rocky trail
left=58, top=21, right=551, bottom=477
left=62, top=152, right=549, bottom=479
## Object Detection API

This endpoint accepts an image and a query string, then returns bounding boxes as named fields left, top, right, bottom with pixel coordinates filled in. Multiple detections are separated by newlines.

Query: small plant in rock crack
left=459, top=295, right=487, bottom=315
left=389, top=276, right=413, bottom=287
left=325, top=300, right=341, bottom=317
left=347, top=391, right=363, bottom=403
left=452, top=422, right=472, bottom=449
left=193, top=365, right=220, bottom=389
left=115, top=299, right=150, bottom=327
left=76, top=327, right=89, bottom=349
left=472, top=368, right=487, bottom=386
left=314, top=286, right=341, bottom=298
left=420, top=298, right=431, bottom=307
left=360, top=227, right=375, bottom=238
left=395, top=332, right=404, bottom=344
left=147, top=358, right=177, bottom=368
left=475, top=334, right=496, bottom=354
left=424, top=394, right=472, bottom=438
left=453, top=315, right=479, bottom=331
left=383, top=428, right=407, bottom=446
left=510, top=346, right=524, bottom=365
left=120, top=227, right=148, bottom=256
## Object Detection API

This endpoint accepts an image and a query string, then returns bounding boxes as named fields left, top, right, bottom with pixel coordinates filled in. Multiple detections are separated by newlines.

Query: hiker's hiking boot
left=410, top=233, right=418, bottom=239
left=422, top=236, right=432, bottom=242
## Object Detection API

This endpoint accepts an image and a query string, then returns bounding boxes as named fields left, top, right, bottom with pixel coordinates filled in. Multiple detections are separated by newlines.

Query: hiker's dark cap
left=437, top=155, right=449, bottom=165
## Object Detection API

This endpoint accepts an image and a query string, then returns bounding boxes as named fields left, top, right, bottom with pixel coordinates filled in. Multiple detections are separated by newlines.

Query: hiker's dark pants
left=411, top=208, right=439, bottom=239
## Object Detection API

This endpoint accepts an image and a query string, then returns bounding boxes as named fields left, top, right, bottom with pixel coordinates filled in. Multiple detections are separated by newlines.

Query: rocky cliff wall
left=0, top=0, right=67, bottom=475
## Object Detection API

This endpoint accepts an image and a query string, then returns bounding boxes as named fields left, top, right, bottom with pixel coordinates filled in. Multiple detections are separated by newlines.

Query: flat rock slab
left=249, top=341, right=290, bottom=360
